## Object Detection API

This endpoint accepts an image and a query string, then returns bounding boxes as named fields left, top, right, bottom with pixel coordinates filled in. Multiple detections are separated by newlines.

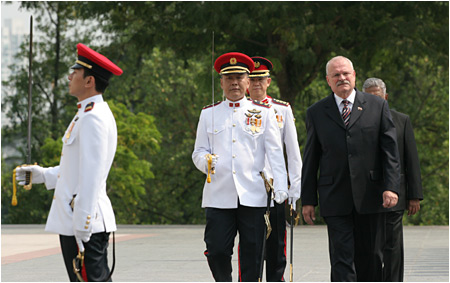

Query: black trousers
left=204, top=204, right=266, bottom=282
left=265, top=201, right=287, bottom=282
left=324, top=209, right=385, bottom=282
left=383, top=210, right=404, bottom=282
left=60, top=232, right=111, bottom=282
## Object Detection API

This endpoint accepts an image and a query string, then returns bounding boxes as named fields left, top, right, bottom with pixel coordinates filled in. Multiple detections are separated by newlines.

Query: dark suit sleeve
left=301, top=109, right=320, bottom=206
left=403, top=115, right=424, bottom=200
left=380, top=100, right=401, bottom=194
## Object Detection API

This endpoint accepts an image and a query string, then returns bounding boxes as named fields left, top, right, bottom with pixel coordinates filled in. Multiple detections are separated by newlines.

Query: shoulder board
left=203, top=101, right=222, bottom=109
left=252, top=100, right=271, bottom=108
left=272, top=98, right=290, bottom=107
left=84, top=102, right=95, bottom=112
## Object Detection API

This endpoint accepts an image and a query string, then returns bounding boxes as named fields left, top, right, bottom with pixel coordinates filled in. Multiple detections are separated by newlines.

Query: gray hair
left=362, top=78, right=387, bottom=94
left=326, top=56, right=354, bottom=75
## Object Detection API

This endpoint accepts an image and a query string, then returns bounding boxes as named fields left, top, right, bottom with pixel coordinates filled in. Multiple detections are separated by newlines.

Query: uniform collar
left=260, top=95, right=272, bottom=104
left=226, top=97, right=248, bottom=108
left=77, top=94, right=104, bottom=111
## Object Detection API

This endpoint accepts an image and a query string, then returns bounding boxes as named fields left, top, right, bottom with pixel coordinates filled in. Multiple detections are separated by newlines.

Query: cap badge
left=255, top=62, right=261, bottom=68
left=230, top=58, right=237, bottom=65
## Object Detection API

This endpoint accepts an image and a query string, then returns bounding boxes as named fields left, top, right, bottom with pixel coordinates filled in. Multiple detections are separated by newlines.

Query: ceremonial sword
left=258, top=171, right=274, bottom=282
left=12, top=15, right=34, bottom=206
left=289, top=199, right=300, bottom=281
left=207, top=31, right=215, bottom=183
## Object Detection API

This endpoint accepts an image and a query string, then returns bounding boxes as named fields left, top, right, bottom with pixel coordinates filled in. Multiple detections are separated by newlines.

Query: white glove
left=289, top=197, right=298, bottom=210
left=204, top=154, right=219, bottom=171
left=76, top=238, right=85, bottom=253
left=15, top=165, right=46, bottom=185
left=74, top=230, right=91, bottom=247
left=274, top=191, right=288, bottom=204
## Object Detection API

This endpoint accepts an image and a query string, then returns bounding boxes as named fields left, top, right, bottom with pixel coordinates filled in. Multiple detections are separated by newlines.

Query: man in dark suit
left=363, top=77, right=424, bottom=282
left=301, top=56, right=401, bottom=281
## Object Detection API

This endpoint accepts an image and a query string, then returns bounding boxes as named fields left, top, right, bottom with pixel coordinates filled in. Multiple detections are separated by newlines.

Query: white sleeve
left=72, top=114, right=108, bottom=233
left=192, top=110, right=210, bottom=174
left=265, top=108, right=288, bottom=193
left=43, top=166, right=60, bottom=190
left=283, top=106, right=302, bottom=201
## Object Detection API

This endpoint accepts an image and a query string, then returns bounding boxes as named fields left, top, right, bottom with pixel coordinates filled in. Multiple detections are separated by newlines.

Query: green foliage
left=107, top=101, right=161, bottom=224
left=2, top=1, right=448, bottom=225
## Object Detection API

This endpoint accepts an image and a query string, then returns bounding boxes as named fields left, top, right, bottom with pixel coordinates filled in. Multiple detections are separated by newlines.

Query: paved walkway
left=1, top=225, right=448, bottom=282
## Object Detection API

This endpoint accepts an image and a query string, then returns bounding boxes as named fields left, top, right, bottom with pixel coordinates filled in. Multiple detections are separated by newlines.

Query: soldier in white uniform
left=192, top=52, right=289, bottom=282
left=248, top=56, right=303, bottom=282
left=16, top=43, right=122, bottom=282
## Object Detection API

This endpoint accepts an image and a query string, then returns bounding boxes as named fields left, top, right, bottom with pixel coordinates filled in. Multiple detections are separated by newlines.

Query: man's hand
left=274, top=191, right=288, bottom=204
left=302, top=205, right=316, bottom=225
left=15, top=165, right=46, bottom=185
left=289, top=197, right=299, bottom=210
left=407, top=199, right=421, bottom=216
left=382, top=190, right=398, bottom=208
left=74, top=230, right=91, bottom=247
left=204, top=154, right=219, bottom=171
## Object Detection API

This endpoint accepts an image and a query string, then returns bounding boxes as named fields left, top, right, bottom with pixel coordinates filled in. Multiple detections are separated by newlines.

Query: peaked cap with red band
left=249, top=56, right=273, bottom=78
left=71, top=43, right=123, bottom=81
left=214, top=52, right=254, bottom=75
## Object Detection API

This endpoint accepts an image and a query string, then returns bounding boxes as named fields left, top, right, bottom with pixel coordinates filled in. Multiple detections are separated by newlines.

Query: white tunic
left=263, top=96, right=303, bottom=202
left=192, top=97, right=288, bottom=208
left=43, top=95, right=117, bottom=236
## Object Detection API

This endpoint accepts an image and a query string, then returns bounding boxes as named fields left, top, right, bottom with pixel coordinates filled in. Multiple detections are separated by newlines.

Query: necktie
left=342, top=100, right=351, bottom=127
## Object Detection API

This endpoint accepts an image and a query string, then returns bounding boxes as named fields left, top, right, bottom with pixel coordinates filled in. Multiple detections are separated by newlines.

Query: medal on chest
left=245, top=109, right=262, bottom=134
left=274, top=109, right=283, bottom=128
left=65, top=116, right=79, bottom=142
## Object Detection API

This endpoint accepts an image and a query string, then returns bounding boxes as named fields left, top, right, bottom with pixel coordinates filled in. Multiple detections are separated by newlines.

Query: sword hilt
left=207, top=154, right=212, bottom=183
left=24, top=171, right=32, bottom=190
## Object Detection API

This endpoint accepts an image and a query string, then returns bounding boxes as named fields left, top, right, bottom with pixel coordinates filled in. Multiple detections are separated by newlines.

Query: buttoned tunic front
left=42, top=95, right=117, bottom=236
left=262, top=96, right=302, bottom=201
left=193, top=97, right=288, bottom=209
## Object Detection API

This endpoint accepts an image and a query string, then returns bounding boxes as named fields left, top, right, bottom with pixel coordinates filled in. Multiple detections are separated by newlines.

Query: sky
left=1, top=1, right=31, bottom=24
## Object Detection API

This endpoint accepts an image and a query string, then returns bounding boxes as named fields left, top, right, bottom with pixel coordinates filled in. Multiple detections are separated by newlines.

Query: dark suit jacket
left=387, top=110, right=424, bottom=211
left=301, top=89, right=401, bottom=217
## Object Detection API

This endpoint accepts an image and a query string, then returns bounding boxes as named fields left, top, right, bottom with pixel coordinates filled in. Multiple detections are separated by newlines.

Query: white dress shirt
left=334, top=89, right=356, bottom=113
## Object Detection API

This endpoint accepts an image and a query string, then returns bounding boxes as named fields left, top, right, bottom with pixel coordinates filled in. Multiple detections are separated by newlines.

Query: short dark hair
left=82, top=68, right=109, bottom=93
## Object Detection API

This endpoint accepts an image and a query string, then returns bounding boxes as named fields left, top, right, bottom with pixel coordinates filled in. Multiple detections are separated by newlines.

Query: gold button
left=87, top=215, right=91, bottom=219
left=232, top=139, right=236, bottom=143
left=232, top=155, right=236, bottom=158
left=86, top=220, right=90, bottom=224
left=57, top=174, right=60, bottom=178
left=84, top=225, right=89, bottom=229
left=233, top=171, right=236, bottom=174
left=53, top=196, right=56, bottom=199
left=233, top=124, right=236, bottom=127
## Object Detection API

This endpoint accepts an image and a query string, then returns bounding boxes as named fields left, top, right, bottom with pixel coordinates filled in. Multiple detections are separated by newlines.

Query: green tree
left=1, top=2, right=162, bottom=224
left=2, top=1, right=448, bottom=225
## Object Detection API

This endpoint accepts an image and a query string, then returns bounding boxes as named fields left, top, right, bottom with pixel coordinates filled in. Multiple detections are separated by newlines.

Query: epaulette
left=203, top=101, right=222, bottom=109
left=84, top=102, right=95, bottom=112
left=272, top=98, right=290, bottom=107
left=252, top=100, right=271, bottom=108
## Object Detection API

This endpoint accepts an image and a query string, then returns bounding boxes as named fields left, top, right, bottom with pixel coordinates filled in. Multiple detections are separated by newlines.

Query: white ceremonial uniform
left=263, top=96, right=302, bottom=202
left=42, top=94, right=117, bottom=236
left=192, top=96, right=288, bottom=209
